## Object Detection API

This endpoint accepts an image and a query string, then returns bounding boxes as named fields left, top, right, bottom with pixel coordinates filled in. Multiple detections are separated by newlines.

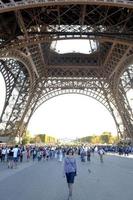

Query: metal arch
left=114, top=53, right=133, bottom=93
left=109, top=57, right=133, bottom=139
left=0, top=49, right=36, bottom=84
left=1, top=41, right=132, bottom=87
left=26, top=76, right=111, bottom=111
left=120, top=65, right=133, bottom=92
left=113, top=88, right=133, bottom=139
left=1, top=36, right=133, bottom=51
left=0, top=59, right=30, bottom=133
left=0, top=60, right=15, bottom=113
left=37, top=69, right=117, bottom=115
left=0, top=50, right=38, bottom=137
left=34, top=88, right=111, bottom=113
left=0, top=0, right=133, bottom=13
left=26, top=88, right=121, bottom=137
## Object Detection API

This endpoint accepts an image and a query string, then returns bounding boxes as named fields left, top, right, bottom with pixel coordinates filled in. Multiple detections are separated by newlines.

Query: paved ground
left=0, top=154, right=133, bottom=200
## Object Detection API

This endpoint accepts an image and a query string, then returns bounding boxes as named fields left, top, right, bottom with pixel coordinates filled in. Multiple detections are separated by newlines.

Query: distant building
left=34, top=133, right=59, bottom=144
left=44, top=134, right=58, bottom=144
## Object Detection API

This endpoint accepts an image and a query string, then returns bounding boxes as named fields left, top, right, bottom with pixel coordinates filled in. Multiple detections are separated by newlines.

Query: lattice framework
left=0, top=1, right=132, bottom=140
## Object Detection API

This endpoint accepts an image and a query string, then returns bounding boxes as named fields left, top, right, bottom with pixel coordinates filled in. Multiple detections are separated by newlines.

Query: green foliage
left=37, top=134, right=46, bottom=143
left=91, top=135, right=101, bottom=144
left=22, top=130, right=32, bottom=145
left=77, top=132, right=118, bottom=144
left=32, top=134, right=46, bottom=143
left=100, top=132, right=111, bottom=144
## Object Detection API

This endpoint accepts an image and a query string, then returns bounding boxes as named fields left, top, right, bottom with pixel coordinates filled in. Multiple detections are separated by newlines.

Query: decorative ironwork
left=0, top=1, right=132, bottom=140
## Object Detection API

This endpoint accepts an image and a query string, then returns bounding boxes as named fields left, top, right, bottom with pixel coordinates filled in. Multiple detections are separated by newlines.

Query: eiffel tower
left=0, top=0, right=133, bottom=142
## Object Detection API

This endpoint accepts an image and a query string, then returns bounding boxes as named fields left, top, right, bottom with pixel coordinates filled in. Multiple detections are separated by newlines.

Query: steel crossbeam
left=0, top=1, right=133, bottom=14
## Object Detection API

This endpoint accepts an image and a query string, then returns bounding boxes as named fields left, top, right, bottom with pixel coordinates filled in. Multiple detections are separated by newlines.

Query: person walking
left=98, top=148, right=105, bottom=163
left=58, top=148, right=63, bottom=162
left=8, top=147, right=13, bottom=169
left=64, top=149, right=77, bottom=200
left=12, top=145, right=19, bottom=168
left=87, top=147, right=91, bottom=162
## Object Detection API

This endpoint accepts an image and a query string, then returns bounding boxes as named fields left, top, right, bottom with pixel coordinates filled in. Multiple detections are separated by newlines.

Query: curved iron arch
left=0, top=49, right=36, bottom=116
left=25, top=88, right=118, bottom=137
left=120, top=65, right=133, bottom=92
left=0, top=50, right=38, bottom=136
left=0, top=0, right=132, bottom=14
left=34, top=88, right=112, bottom=114
left=0, top=49, right=35, bottom=83
left=2, top=35, right=132, bottom=52
left=114, top=52, right=133, bottom=94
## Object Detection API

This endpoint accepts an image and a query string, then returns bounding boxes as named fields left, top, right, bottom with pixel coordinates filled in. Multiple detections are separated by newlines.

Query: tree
left=22, top=130, right=32, bottom=145
left=91, top=135, right=101, bottom=144
left=109, top=135, right=119, bottom=144
left=34, top=135, right=42, bottom=143
left=100, top=132, right=111, bottom=144
left=86, top=136, right=93, bottom=143
left=77, top=132, right=118, bottom=144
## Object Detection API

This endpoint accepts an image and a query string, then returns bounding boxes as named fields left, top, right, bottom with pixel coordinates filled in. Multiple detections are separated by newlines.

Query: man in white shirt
left=2, top=147, right=7, bottom=162
left=12, top=145, right=18, bottom=168
left=98, top=148, right=105, bottom=163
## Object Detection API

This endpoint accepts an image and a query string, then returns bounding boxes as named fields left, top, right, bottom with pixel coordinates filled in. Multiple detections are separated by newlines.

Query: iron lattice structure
left=0, top=0, right=133, bottom=140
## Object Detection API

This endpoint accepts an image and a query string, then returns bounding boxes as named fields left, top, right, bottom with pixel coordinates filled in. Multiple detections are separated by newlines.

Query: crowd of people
left=0, top=144, right=132, bottom=167
left=0, top=143, right=133, bottom=199
left=0, top=144, right=106, bottom=167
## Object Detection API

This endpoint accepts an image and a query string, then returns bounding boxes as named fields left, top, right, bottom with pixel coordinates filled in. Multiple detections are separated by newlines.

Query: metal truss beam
left=0, top=0, right=133, bottom=14
left=0, top=49, right=37, bottom=137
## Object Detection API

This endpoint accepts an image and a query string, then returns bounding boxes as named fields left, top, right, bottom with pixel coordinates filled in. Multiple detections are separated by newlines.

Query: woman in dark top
left=8, top=147, right=13, bottom=168
left=64, top=149, right=77, bottom=200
